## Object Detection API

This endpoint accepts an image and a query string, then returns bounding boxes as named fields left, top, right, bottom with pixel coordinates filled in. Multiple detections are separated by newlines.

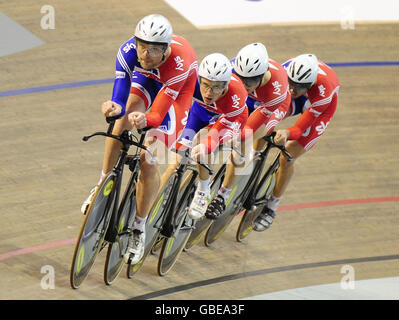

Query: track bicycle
left=126, top=147, right=214, bottom=277
left=184, top=143, right=245, bottom=251
left=70, top=117, right=153, bottom=289
left=203, top=132, right=293, bottom=246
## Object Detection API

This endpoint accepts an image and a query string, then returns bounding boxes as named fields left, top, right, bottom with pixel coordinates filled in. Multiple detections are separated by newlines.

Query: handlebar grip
left=106, top=116, right=120, bottom=123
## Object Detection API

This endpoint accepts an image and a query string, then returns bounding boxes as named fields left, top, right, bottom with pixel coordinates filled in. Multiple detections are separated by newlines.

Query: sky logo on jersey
left=232, top=94, right=240, bottom=108
left=272, top=81, right=282, bottom=95
left=123, top=42, right=135, bottom=53
left=318, top=84, right=326, bottom=97
left=174, top=56, right=184, bottom=71
left=316, top=121, right=329, bottom=135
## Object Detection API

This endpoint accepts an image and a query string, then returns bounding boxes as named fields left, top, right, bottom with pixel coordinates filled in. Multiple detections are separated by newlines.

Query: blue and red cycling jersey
left=111, top=34, right=197, bottom=129
left=177, top=74, right=248, bottom=153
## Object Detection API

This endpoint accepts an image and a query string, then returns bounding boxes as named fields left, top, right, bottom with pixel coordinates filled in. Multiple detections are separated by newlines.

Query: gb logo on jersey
left=123, top=42, right=135, bottom=53
left=272, top=81, right=282, bottom=95
left=318, top=84, right=326, bottom=97
left=175, top=56, right=184, bottom=71
left=232, top=94, right=240, bottom=108
left=316, top=121, right=329, bottom=135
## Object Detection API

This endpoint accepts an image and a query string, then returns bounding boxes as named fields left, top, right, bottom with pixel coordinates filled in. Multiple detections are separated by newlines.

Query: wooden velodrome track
left=1, top=0, right=398, bottom=300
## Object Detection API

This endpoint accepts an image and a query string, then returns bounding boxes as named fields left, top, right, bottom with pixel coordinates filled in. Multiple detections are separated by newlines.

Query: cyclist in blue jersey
left=81, top=14, right=198, bottom=265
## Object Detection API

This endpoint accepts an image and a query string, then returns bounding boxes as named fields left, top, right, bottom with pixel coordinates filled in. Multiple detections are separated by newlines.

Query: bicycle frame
left=150, top=148, right=212, bottom=238
left=157, top=151, right=198, bottom=238
left=233, top=133, right=292, bottom=211
left=252, top=154, right=280, bottom=207
left=104, top=132, right=146, bottom=243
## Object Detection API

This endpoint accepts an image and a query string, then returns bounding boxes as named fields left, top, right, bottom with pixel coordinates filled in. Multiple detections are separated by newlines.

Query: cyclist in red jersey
left=206, top=43, right=291, bottom=219
left=253, top=53, right=340, bottom=231
left=170, top=53, right=248, bottom=220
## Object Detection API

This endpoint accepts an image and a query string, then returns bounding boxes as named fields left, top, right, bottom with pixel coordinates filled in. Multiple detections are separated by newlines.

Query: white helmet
left=234, top=43, right=269, bottom=77
left=134, top=14, right=173, bottom=46
left=199, top=53, right=232, bottom=83
left=287, top=54, right=319, bottom=85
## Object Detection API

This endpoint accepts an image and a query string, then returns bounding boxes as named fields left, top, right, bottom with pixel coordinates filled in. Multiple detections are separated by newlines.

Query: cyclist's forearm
left=288, top=108, right=316, bottom=140
left=110, top=77, right=131, bottom=117
left=145, top=92, right=175, bottom=128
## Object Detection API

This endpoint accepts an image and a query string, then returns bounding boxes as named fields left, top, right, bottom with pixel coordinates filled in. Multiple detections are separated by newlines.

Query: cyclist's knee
left=279, top=141, right=305, bottom=168
left=231, top=149, right=246, bottom=166
left=140, top=151, right=157, bottom=174
left=279, top=153, right=294, bottom=169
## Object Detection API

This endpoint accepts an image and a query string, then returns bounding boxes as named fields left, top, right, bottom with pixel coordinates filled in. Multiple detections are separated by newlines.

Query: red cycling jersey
left=198, top=74, right=249, bottom=153
left=288, top=60, right=340, bottom=151
left=241, top=58, right=291, bottom=140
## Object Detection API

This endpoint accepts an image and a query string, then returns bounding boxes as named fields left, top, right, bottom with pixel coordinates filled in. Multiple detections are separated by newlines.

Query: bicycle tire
left=157, top=181, right=195, bottom=276
left=70, top=173, right=116, bottom=289
left=126, top=174, right=177, bottom=278
left=157, top=206, right=193, bottom=276
left=236, top=158, right=279, bottom=242
left=104, top=180, right=137, bottom=285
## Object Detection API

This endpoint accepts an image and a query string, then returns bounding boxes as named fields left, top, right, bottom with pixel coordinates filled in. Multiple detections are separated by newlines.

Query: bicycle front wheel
left=104, top=181, right=137, bottom=285
left=204, top=167, right=252, bottom=247
left=184, top=217, right=212, bottom=251
left=236, top=165, right=277, bottom=242
left=126, top=174, right=177, bottom=278
left=184, top=168, right=224, bottom=251
left=158, top=210, right=193, bottom=276
left=70, top=173, right=116, bottom=289
left=157, top=175, right=197, bottom=276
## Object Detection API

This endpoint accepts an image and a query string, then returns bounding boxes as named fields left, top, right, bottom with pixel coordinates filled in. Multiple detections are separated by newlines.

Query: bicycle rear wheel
left=126, top=173, right=177, bottom=278
left=104, top=180, right=137, bottom=285
left=70, top=173, right=116, bottom=289
left=236, top=160, right=278, bottom=242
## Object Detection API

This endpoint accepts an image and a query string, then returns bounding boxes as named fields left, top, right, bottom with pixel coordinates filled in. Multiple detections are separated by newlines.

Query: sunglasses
left=136, top=40, right=165, bottom=57
left=288, top=78, right=312, bottom=93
